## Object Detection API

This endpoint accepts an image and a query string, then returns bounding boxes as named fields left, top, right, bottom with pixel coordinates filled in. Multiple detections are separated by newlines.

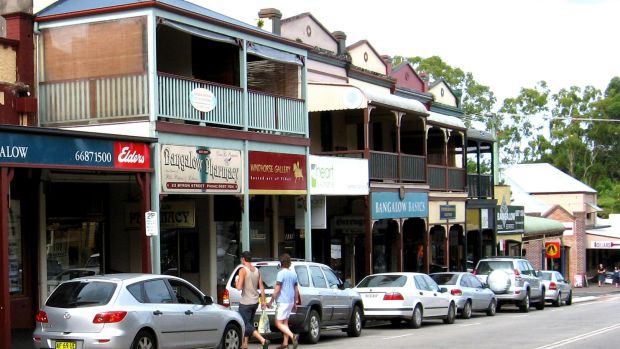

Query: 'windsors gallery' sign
left=249, top=151, right=306, bottom=194
left=160, top=144, right=242, bottom=194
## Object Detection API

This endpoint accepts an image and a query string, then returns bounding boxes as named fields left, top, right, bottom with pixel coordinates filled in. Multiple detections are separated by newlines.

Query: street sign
left=145, top=211, right=159, bottom=236
left=545, top=241, right=561, bottom=259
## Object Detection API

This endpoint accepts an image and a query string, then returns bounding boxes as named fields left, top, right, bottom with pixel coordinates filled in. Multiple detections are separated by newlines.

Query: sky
left=33, top=0, right=620, bottom=105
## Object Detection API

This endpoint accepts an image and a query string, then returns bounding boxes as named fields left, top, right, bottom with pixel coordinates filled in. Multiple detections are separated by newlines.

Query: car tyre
left=486, top=299, right=497, bottom=316
left=132, top=330, right=156, bottom=349
left=553, top=292, right=562, bottom=307
left=461, top=301, right=472, bottom=319
left=443, top=302, right=456, bottom=324
left=535, top=292, right=545, bottom=310
left=519, top=292, right=530, bottom=313
left=408, top=305, right=423, bottom=329
left=217, top=323, right=241, bottom=349
left=302, top=309, right=321, bottom=344
left=565, top=291, right=572, bottom=306
left=346, top=305, right=363, bottom=337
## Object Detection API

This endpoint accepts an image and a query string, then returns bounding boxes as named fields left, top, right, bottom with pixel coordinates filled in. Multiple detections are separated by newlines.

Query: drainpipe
left=258, top=8, right=282, bottom=35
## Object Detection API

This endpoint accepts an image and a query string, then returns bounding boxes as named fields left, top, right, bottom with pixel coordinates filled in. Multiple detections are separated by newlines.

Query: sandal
left=262, top=340, right=270, bottom=349
left=276, top=345, right=288, bottom=349
left=292, top=334, right=299, bottom=349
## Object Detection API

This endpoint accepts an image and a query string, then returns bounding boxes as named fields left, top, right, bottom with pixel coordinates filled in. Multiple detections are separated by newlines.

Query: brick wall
left=574, top=211, right=586, bottom=275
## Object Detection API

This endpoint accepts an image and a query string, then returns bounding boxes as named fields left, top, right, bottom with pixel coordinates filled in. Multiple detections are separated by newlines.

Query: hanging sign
left=190, top=88, right=217, bottom=112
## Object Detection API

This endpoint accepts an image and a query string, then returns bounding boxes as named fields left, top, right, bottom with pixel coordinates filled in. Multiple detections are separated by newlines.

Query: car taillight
left=549, top=282, right=557, bottom=290
left=222, top=288, right=230, bottom=307
left=383, top=292, right=404, bottom=301
left=93, top=311, right=127, bottom=324
left=35, top=310, right=48, bottom=323
left=451, top=289, right=463, bottom=296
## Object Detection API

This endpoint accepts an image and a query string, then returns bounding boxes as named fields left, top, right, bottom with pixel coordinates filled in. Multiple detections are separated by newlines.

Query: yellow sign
left=545, top=242, right=561, bottom=259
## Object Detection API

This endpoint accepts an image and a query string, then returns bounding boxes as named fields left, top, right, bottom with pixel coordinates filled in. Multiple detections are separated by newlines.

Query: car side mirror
left=343, top=280, right=353, bottom=289
left=440, top=287, right=448, bottom=293
left=536, top=271, right=542, bottom=277
left=204, top=295, right=214, bottom=305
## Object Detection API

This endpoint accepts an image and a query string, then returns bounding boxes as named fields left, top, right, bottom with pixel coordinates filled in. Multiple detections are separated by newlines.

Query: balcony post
left=394, top=111, right=403, bottom=181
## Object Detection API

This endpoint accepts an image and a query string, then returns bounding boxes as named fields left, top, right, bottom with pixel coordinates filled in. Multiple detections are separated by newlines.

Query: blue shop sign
left=440, top=205, right=457, bottom=220
left=371, top=191, right=428, bottom=220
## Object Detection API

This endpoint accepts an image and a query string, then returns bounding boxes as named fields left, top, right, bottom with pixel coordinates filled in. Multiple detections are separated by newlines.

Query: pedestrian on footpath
left=236, top=251, right=270, bottom=349
left=268, top=253, right=300, bottom=349
left=613, top=266, right=620, bottom=288
left=597, top=263, right=606, bottom=287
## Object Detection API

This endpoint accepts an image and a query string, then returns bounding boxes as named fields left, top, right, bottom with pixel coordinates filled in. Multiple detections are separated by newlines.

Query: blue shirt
left=275, top=268, right=298, bottom=304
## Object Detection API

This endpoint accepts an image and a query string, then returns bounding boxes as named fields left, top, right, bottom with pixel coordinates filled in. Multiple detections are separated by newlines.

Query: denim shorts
left=239, top=303, right=259, bottom=337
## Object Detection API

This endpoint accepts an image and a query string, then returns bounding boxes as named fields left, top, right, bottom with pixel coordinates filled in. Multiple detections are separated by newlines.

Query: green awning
left=523, top=216, right=565, bottom=236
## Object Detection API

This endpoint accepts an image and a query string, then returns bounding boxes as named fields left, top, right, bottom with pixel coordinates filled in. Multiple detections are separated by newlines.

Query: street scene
left=1, top=0, right=619, bottom=348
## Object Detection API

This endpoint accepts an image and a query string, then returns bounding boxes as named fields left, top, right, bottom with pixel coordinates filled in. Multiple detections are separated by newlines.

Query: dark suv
left=223, top=260, right=363, bottom=344
left=474, top=257, right=545, bottom=312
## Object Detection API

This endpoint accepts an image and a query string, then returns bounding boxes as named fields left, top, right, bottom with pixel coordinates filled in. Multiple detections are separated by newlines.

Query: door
left=309, top=265, right=332, bottom=321
left=322, top=266, right=348, bottom=322
left=465, top=274, right=486, bottom=310
left=142, top=279, right=188, bottom=348
left=413, top=275, right=439, bottom=317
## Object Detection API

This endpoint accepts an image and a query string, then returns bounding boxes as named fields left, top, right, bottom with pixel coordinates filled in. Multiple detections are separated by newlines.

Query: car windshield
left=430, top=273, right=459, bottom=285
left=46, top=281, right=116, bottom=308
left=540, top=272, right=553, bottom=281
left=475, top=261, right=514, bottom=275
left=356, top=274, right=407, bottom=288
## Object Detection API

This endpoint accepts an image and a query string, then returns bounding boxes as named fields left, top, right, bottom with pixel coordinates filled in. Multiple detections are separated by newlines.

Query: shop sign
left=249, top=151, right=306, bottom=194
left=332, top=216, right=365, bottom=234
left=0, top=130, right=150, bottom=169
left=190, top=88, right=217, bottom=112
left=439, top=205, right=456, bottom=220
left=496, top=201, right=525, bottom=232
left=309, top=155, right=368, bottom=195
left=591, top=241, right=620, bottom=249
left=160, top=145, right=242, bottom=194
left=371, top=191, right=428, bottom=220
left=295, top=195, right=327, bottom=229
left=126, top=201, right=196, bottom=229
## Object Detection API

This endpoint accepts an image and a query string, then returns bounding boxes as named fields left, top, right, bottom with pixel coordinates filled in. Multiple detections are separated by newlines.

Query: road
left=254, top=294, right=620, bottom=349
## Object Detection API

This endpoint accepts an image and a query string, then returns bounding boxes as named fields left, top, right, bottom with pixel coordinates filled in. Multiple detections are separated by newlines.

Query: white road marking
left=532, top=323, right=620, bottom=349
left=459, top=322, right=481, bottom=327
left=382, top=333, right=416, bottom=340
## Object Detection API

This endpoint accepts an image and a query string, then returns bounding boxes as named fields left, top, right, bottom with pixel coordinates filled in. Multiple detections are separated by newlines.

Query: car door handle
left=185, top=310, right=193, bottom=315
left=153, top=310, right=163, bottom=316
left=419, top=292, right=424, bottom=296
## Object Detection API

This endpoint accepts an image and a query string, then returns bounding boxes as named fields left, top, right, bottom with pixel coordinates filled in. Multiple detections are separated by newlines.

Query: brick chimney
left=258, top=8, right=282, bottom=35
left=332, top=31, right=347, bottom=56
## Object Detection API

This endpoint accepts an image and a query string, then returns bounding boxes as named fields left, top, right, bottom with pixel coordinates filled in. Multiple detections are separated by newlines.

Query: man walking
left=268, top=253, right=300, bottom=349
left=236, top=251, right=270, bottom=349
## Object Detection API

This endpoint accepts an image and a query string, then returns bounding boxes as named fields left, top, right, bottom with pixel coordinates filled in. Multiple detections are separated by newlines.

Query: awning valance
left=247, top=42, right=304, bottom=66
left=307, top=83, right=428, bottom=115
left=427, top=111, right=466, bottom=129
left=158, top=19, right=238, bottom=45
left=523, top=216, right=565, bottom=236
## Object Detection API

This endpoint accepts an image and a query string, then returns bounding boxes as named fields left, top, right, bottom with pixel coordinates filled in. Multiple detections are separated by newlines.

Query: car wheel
left=565, top=291, right=572, bottom=306
left=443, top=302, right=456, bottom=324
left=553, top=292, right=561, bottom=307
left=302, top=309, right=321, bottom=344
left=461, top=301, right=472, bottom=319
left=217, top=323, right=241, bottom=349
left=486, top=299, right=497, bottom=316
left=346, top=305, right=362, bottom=337
left=408, top=305, right=423, bottom=329
left=535, top=292, right=545, bottom=310
left=519, top=292, right=530, bottom=313
left=131, top=330, right=156, bottom=349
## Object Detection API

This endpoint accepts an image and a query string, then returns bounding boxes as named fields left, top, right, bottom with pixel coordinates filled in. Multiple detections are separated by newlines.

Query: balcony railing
left=468, top=173, right=493, bottom=198
left=400, top=154, right=426, bottom=182
left=248, top=91, right=306, bottom=135
left=39, top=73, right=149, bottom=125
left=316, top=150, right=425, bottom=182
left=428, top=165, right=466, bottom=191
left=369, top=151, right=398, bottom=180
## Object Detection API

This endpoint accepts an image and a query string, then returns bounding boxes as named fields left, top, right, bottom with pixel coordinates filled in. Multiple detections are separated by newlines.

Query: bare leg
left=252, top=330, right=268, bottom=345
left=275, top=319, right=294, bottom=346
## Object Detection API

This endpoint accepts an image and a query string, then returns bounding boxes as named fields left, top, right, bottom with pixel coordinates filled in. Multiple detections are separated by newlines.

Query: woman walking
left=597, top=263, right=606, bottom=287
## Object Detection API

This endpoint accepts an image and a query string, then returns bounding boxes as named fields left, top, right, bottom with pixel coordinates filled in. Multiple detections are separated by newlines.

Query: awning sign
left=545, top=242, right=561, bottom=259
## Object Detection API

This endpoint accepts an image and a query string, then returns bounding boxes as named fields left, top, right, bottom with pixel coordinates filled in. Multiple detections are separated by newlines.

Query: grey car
left=223, top=260, right=363, bottom=344
left=540, top=271, right=573, bottom=307
left=430, top=272, right=497, bottom=318
left=33, top=273, right=244, bottom=349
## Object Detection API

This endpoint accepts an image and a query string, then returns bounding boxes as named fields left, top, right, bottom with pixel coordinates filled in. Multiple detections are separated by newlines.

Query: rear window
left=356, top=274, right=407, bottom=288
left=475, top=261, right=514, bottom=275
left=430, top=274, right=458, bottom=285
left=46, top=281, right=116, bottom=308
left=256, top=265, right=280, bottom=289
left=540, top=272, right=552, bottom=281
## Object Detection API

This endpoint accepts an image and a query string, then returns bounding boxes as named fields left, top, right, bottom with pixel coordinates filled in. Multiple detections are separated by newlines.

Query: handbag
left=258, top=310, right=271, bottom=334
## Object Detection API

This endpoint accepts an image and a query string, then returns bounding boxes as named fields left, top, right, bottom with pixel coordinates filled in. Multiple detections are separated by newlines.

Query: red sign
left=114, top=142, right=151, bottom=169
left=249, top=151, right=306, bottom=194
left=545, top=242, right=561, bottom=259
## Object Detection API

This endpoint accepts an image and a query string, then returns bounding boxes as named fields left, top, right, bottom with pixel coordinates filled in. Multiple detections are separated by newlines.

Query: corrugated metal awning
left=427, top=111, right=466, bottom=129
left=524, top=216, right=565, bottom=236
left=308, top=83, right=428, bottom=115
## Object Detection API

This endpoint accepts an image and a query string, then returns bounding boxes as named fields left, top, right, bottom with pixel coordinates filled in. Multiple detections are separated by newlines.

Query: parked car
left=223, top=260, right=363, bottom=344
left=430, top=272, right=497, bottom=318
left=33, top=273, right=244, bottom=349
left=353, top=272, right=456, bottom=328
left=540, top=270, right=573, bottom=307
left=473, top=257, right=545, bottom=312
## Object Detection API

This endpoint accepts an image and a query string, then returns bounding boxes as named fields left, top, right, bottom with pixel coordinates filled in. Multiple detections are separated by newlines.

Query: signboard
left=190, top=88, right=217, bottom=112
left=145, top=211, right=159, bottom=236
left=249, top=151, right=306, bottom=194
left=371, top=191, right=428, bottom=220
left=160, top=145, right=242, bottom=194
left=439, top=205, right=456, bottom=220
left=309, top=155, right=368, bottom=195
left=0, top=131, right=151, bottom=169
left=496, top=202, right=525, bottom=232
left=591, top=241, right=620, bottom=249
left=332, top=216, right=365, bottom=235
left=295, top=196, right=327, bottom=229
left=545, top=241, right=561, bottom=259
left=126, top=201, right=196, bottom=229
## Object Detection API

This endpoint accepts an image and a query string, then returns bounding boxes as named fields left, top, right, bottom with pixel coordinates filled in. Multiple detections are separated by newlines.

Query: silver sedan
left=430, top=272, right=497, bottom=319
left=33, top=273, right=244, bottom=349
left=540, top=270, right=573, bottom=306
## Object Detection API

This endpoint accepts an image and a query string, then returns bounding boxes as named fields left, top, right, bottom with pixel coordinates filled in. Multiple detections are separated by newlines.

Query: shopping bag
left=258, top=310, right=271, bottom=334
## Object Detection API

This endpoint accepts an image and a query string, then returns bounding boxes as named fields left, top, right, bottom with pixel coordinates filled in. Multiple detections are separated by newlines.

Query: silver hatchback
left=33, top=273, right=244, bottom=349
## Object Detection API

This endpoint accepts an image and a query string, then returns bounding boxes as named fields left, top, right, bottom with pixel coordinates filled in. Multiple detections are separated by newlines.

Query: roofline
left=346, top=39, right=388, bottom=70
left=282, top=12, right=339, bottom=46
left=0, top=124, right=158, bottom=143
left=34, top=0, right=308, bottom=50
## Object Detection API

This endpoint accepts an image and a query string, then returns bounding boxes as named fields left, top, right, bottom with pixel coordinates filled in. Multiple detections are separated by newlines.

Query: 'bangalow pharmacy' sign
left=371, top=191, right=428, bottom=220
left=160, top=144, right=242, bottom=194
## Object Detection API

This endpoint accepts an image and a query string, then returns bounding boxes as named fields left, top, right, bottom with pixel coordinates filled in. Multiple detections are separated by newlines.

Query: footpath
left=571, top=283, right=620, bottom=303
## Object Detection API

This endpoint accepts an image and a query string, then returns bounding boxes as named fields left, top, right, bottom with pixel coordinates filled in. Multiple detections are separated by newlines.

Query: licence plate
left=55, top=341, right=76, bottom=349
left=363, top=293, right=379, bottom=299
